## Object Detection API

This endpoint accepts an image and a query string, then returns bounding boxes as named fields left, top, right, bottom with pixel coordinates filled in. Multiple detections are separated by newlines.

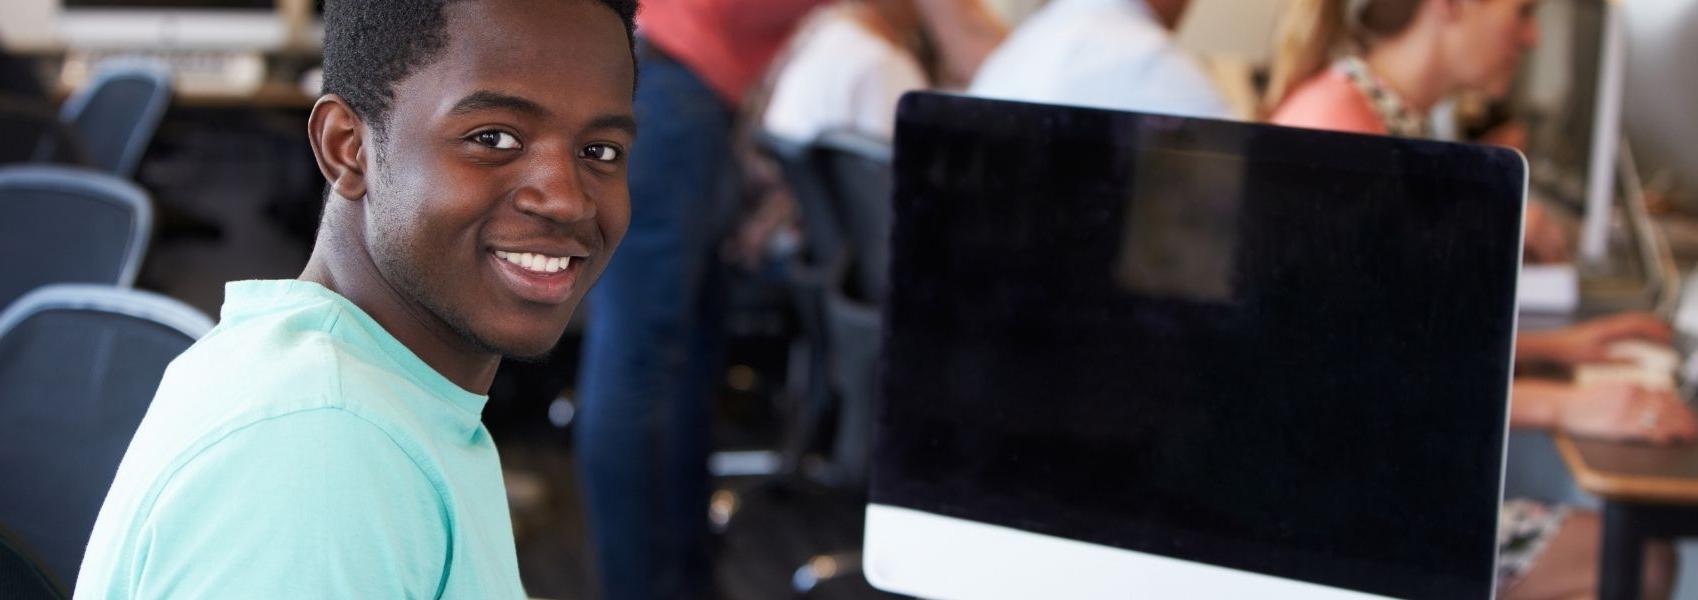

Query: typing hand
left=1540, top=313, right=1673, bottom=367
left=1559, top=382, right=1698, bottom=445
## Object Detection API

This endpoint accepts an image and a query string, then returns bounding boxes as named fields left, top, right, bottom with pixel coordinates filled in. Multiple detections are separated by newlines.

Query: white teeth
left=496, top=251, right=573, bottom=274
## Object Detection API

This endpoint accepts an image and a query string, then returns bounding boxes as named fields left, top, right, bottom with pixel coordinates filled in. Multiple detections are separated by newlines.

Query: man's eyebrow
left=448, top=90, right=549, bottom=118
left=584, top=114, right=638, bottom=138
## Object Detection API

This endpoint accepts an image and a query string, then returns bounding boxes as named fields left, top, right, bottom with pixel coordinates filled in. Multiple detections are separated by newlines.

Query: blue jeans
left=575, top=41, right=733, bottom=600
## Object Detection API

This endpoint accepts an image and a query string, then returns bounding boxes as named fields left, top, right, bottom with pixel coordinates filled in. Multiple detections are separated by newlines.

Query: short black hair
left=322, top=0, right=639, bottom=137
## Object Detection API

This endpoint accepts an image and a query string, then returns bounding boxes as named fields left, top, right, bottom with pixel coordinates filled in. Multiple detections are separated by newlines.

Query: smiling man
left=74, top=0, right=636, bottom=597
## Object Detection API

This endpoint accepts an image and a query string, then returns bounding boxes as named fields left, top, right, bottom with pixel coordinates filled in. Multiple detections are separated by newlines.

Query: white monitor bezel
left=864, top=504, right=1397, bottom=600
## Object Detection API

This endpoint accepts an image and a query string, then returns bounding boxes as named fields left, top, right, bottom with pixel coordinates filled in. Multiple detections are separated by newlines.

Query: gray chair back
left=0, top=284, right=212, bottom=591
left=0, top=95, right=90, bottom=167
left=822, top=285, right=880, bottom=488
left=814, top=131, right=893, bottom=302
left=0, top=166, right=152, bottom=311
left=58, top=61, right=171, bottom=178
left=811, top=132, right=894, bottom=488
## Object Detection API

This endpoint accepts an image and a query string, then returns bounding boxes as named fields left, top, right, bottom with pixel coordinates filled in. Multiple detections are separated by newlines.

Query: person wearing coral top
left=1266, top=2, right=1690, bottom=598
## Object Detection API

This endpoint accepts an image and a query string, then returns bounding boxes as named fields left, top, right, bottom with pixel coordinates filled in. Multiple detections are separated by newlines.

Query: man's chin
left=500, top=347, right=555, bottom=364
left=475, top=331, right=561, bottom=362
left=465, top=306, right=578, bottom=361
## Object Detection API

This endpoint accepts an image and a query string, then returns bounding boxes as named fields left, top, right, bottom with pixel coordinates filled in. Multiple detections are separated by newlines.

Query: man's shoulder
left=124, top=309, right=440, bottom=503
left=81, top=407, right=453, bottom=599
left=159, top=303, right=421, bottom=419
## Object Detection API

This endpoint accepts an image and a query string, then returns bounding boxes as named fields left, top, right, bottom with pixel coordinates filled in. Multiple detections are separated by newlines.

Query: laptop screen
left=872, top=93, right=1525, bottom=599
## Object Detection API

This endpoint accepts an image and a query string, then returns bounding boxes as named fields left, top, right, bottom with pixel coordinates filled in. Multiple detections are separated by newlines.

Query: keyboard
left=60, top=50, right=267, bottom=98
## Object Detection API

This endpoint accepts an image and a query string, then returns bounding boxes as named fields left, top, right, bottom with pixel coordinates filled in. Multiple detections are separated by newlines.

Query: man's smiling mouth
left=494, top=250, right=579, bottom=275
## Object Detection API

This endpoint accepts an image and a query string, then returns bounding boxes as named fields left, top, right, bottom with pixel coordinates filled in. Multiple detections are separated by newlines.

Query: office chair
left=814, top=131, right=893, bottom=304
left=0, top=95, right=91, bottom=167
left=0, top=166, right=153, bottom=311
left=0, top=523, right=65, bottom=600
left=787, top=131, right=896, bottom=594
left=749, top=132, right=848, bottom=480
left=0, top=284, right=213, bottom=591
left=58, top=60, right=172, bottom=178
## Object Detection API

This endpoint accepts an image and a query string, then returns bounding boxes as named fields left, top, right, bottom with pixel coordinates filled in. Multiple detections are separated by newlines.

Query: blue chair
left=0, top=166, right=152, bottom=311
left=58, top=60, right=171, bottom=178
left=0, top=95, right=91, bottom=167
left=0, top=284, right=212, bottom=591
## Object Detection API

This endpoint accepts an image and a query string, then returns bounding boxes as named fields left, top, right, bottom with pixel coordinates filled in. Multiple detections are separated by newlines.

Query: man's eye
left=581, top=143, right=621, bottom=162
left=472, top=130, right=521, bottom=150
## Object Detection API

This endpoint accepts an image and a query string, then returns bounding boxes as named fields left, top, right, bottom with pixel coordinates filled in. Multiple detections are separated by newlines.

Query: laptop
left=864, top=92, right=1527, bottom=599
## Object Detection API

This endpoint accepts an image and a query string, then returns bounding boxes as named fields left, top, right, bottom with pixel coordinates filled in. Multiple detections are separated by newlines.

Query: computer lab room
left=6, top=0, right=1698, bottom=599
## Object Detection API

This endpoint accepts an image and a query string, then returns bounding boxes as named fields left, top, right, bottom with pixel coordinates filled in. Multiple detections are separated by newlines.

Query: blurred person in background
left=913, top=0, right=1009, bottom=87
left=968, top=0, right=1231, bottom=119
left=722, top=0, right=939, bottom=267
left=1268, top=1, right=1691, bottom=597
left=761, top=0, right=934, bottom=144
left=570, top=0, right=826, bottom=598
left=1267, top=0, right=1571, bottom=262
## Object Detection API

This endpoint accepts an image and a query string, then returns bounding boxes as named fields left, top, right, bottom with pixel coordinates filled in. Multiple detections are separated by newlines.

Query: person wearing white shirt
left=968, top=0, right=1230, bottom=119
left=762, top=1, right=932, bottom=143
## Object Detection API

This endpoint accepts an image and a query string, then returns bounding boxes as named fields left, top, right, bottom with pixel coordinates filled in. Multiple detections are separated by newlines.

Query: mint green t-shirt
left=76, top=280, right=526, bottom=599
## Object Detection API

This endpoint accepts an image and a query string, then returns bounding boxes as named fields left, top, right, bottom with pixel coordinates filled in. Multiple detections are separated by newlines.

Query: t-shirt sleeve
left=129, top=408, right=450, bottom=599
left=853, top=51, right=929, bottom=142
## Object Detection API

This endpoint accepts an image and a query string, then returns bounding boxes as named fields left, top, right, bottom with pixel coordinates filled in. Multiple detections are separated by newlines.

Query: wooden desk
left=1555, top=434, right=1698, bottom=599
left=21, top=46, right=321, bottom=111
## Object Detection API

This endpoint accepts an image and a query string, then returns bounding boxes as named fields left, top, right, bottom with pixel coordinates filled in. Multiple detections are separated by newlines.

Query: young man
left=75, top=0, right=637, bottom=597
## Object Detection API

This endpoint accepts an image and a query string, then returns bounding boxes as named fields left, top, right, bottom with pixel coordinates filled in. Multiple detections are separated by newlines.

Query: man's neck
left=300, top=215, right=501, bottom=395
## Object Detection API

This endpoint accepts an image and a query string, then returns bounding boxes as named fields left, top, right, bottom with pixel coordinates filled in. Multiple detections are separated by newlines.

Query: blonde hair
left=1264, top=0, right=1425, bottom=113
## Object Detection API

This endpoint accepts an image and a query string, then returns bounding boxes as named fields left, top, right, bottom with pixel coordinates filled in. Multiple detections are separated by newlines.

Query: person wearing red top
left=573, top=1, right=824, bottom=598
left=1265, top=2, right=1690, bottom=598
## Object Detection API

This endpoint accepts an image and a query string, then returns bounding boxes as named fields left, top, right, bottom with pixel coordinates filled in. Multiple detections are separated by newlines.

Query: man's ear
left=307, top=94, right=370, bottom=202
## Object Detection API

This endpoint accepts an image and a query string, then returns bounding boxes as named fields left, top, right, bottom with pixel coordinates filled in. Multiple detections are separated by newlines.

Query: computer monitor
left=58, top=0, right=285, bottom=51
left=865, top=92, right=1527, bottom=599
left=1517, top=0, right=1677, bottom=317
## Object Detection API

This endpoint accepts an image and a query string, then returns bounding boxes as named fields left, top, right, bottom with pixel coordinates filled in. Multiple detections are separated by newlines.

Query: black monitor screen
left=63, top=0, right=273, bottom=8
left=873, top=93, right=1525, bottom=599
